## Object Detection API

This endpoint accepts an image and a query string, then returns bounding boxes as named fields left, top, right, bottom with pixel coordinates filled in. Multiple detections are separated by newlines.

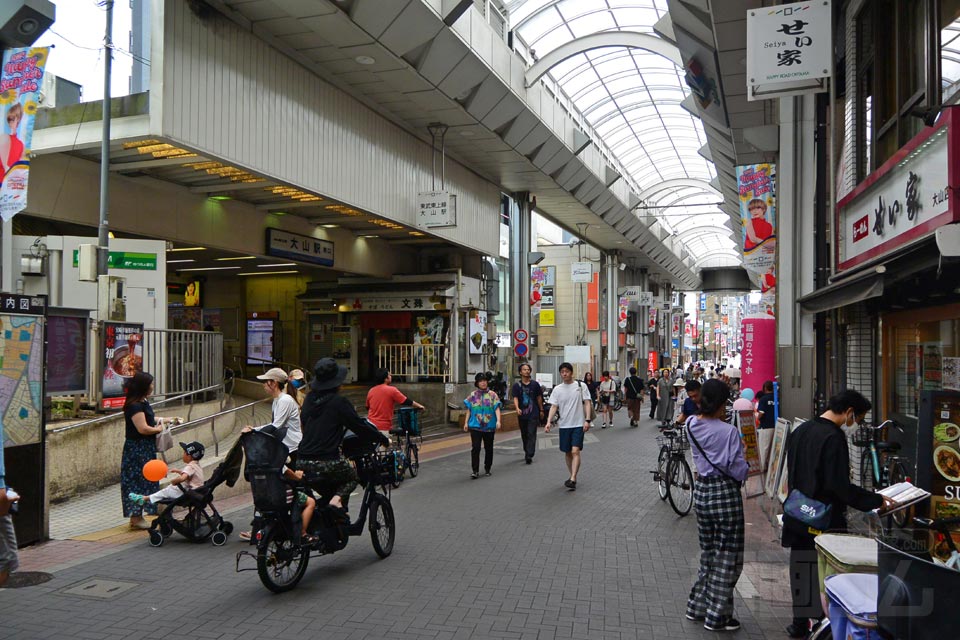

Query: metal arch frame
left=521, top=5, right=666, bottom=48
left=637, top=178, right=720, bottom=203
left=693, top=249, right=742, bottom=268
left=673, top=225, right=734, bottom=243
left=557, top=48, right=678, bottom=87
left=525, top=32, right=682, bottom=87
left=581, top=85, right=686, bottom=117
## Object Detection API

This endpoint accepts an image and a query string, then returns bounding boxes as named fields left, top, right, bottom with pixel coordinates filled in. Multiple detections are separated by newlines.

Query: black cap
left=474, top=371, right=489, bottom=387
left=180, top=441, right=205, bottom=460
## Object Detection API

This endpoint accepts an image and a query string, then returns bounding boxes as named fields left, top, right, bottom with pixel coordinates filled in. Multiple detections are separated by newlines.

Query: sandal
left=239, top=531, right=252, bottom=541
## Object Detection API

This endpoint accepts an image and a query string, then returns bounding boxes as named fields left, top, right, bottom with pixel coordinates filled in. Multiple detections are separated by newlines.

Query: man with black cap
left=298, top=358, right=389, bottom=512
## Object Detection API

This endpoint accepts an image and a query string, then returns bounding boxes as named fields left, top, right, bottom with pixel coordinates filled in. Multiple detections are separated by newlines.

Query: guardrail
left=378, top=344, right=448, bottom=382
left=144, top=329, right=224, bottom=397
left=166, top=396, right=272, bottom=458
left=49, top=383, right=225, bottom=434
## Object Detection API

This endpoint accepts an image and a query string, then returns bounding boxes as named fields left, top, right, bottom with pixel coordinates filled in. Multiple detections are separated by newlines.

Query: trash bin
left=824, top=573, right=881, bottom=640
left=816, top=533, right=877, bottom=614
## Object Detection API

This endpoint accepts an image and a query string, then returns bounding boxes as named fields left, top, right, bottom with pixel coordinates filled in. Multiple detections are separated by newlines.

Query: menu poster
left=927, top=394, right=960, bottom=560
left=738, top=410, right=763, bottom=477
left=944, top=357, right=960, bottom=391
left=102, top=322, right=144, bottom=409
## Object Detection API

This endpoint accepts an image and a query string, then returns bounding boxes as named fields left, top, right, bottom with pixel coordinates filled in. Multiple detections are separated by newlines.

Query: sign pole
left=98, top=0, right=114, bottom=277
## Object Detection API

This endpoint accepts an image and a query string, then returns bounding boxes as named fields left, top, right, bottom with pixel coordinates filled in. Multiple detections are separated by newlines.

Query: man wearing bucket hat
left=298, top=358, right=389, bottom=512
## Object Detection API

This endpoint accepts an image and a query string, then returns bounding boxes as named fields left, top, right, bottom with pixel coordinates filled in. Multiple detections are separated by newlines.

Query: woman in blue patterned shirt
left=463, top=372, right=502, bottom=479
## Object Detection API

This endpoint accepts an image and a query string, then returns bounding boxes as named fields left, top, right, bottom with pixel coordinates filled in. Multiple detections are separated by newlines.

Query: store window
left=886, top=309, right=960, bottom=419
left=855, top=0, right=935, bottom=180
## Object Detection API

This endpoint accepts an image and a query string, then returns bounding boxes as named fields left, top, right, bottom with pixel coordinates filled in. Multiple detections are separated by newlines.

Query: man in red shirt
left=365, top=368, right=425, bottom=432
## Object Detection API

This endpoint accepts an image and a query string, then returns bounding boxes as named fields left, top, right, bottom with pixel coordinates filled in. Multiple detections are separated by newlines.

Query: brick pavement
left=2, top=412, right=793, bottom=639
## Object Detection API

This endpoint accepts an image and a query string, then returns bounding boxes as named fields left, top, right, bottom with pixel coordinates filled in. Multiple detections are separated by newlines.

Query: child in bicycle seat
left=129, top=441, right=205, bottom=505
left=284, top=468, right=318, bottom=544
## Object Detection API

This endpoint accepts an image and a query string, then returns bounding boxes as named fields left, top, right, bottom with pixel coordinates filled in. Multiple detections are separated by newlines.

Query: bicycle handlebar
left=914, top=516, right=960, bottom=529
left=866, top=419, right=905, bottom=433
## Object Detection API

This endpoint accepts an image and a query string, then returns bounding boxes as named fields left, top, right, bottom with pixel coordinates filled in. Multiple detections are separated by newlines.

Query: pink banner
left=741, top=314, right=775, bottom=396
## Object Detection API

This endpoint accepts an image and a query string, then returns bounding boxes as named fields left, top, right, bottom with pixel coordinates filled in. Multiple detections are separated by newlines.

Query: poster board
left=468, top=310, right=487, bottom=355
left=45, top=310, right=89, bottom=395
left=765, top=417, right=791, bottom=498
left=738, top=410, right=763, bottom=477
left=101, top=322, right=144, bottom=409
left=564, top=345, right=590, bottom=364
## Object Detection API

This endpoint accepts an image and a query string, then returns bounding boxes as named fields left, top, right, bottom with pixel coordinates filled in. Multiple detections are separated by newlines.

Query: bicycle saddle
left=875, top=441, right=901, bottom=453
left=389, top=427, right=404, bottom=436
left=661, top=428, right=679, bottom=437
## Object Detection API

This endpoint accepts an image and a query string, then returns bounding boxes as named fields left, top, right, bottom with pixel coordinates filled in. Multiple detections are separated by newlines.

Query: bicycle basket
left=356, top=451, right=401, bottom=486
left=852, top=425, right=873, bottom=447
left=398, top=407, right=421, bottom=435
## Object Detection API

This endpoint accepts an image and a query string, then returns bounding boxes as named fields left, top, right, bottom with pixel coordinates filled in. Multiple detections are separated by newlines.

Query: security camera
left=618, top=263, right=627, bottom=271
left=568, top=237, right=578, bottom=247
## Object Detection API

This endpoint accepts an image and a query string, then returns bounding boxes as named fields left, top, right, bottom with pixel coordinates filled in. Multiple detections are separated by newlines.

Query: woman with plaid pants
left=684, top=379, right=749, bottom=632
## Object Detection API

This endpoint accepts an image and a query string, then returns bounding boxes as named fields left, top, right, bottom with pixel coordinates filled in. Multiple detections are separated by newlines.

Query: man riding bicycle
left=298, top=358, right=389, bottom=513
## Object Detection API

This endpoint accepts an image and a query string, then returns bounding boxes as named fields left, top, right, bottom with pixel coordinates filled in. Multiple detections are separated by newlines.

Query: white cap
left=256, top=367, right=288, bottom=383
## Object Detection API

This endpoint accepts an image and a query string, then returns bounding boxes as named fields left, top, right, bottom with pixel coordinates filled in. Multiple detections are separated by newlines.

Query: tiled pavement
left=3, top=412, right=794, bottom=639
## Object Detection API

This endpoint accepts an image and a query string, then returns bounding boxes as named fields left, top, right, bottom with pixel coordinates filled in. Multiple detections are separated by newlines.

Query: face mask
left=292, top=379, right=304, bottom=389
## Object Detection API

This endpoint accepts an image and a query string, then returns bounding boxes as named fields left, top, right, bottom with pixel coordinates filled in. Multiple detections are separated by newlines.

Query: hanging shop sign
left=617, top=296, right=628, bottom=329
left=571, top=261, right=593, bottom=283
left=339, top=294, right=438, bottom=312
left=647, top=350, right=658, bottom=373
left=746, top=1, right=832, bottom=101
left=837, top=113, right=960, bottom=272
left=266, top=228, right=334, bottom=266
left=638, top=291, right=654, bottom=307
left=699, top=293, right=707, bottom=311
left=530, top=265, right=555, bottom=316
left=72, top=250, right=157, bottom=270
left=416, top=191, right=457, bottom=228
left=587, top=272, right=600, bottom=331
left=0, top=47, right=49, bottom=221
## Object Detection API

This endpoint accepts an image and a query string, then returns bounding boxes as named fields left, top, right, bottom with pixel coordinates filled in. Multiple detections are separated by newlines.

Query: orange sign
left=587, top=272, right=600, bottom=331
left=647, top=350, right=658, bottom=373
left=738, top=410, right=762, bottom=477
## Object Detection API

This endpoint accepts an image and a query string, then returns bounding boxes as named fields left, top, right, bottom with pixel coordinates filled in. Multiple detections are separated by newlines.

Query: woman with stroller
left=120, top=371, right=177, bottom=529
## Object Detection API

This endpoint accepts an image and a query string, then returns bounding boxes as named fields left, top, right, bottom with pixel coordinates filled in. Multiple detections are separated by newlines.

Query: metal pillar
left=510, top=193, right=532, bottom=345
left=639, top=269, right=649, bottom=368
left=97, top=0, right=114, bottom=276
left=605, top=253, right=618, bottom=372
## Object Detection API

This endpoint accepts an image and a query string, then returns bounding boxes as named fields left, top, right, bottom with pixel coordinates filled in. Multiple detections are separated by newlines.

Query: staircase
left=339, top=384, right=453, bottom=439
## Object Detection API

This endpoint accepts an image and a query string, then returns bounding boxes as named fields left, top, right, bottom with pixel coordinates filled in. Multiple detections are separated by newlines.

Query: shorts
left=558, top=427, right=585, bottom=452
left=0, top=514, right=18, bottom=575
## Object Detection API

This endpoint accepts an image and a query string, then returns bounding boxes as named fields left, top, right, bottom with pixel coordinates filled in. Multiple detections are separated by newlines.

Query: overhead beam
left=637, top=178, right=721, bottom=203
left=189, top=181, right=276, bottom=194
left=255, top=200, right=325, bottom=211
left=525, top=32, right=682, bottom=87
left=443, top=0, right=474, bottom=26
left=110, top=155, right=210, bottom=172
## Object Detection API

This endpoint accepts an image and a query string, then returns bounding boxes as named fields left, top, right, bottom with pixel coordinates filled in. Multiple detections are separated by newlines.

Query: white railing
left=378, top=344, right=448, bottom=382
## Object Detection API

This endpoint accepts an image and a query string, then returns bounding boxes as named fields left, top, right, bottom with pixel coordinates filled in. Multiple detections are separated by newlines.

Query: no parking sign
left=514, top=342, right=529, bottom=358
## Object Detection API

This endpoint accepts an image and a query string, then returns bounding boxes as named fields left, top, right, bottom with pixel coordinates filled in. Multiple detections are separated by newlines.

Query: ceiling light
left=238, top=270, right=299, bottom=276
left=167, top=247, right=206, bottom=252
left=208, top=195, right=231, bottom=201
left=257, top=263, right=297, bottom=268
left=176, top=266, right=243, bottom=272
left=355, top=55, right=376, bottom=65
left=272, top=211, right=287, bottom=216
left=409, top=231, right=425, bottom=237
left=362, top=234, right=379, bottom=238
left=166, top=259, right=196, bottom=264
left=215, top=256, right=257, bottom=261
left=321, top=224, right=339, bottom=228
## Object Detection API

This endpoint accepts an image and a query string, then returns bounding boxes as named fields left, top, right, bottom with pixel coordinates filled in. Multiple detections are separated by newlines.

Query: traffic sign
left=514, top=342, right=529, bottom=358
left=513, top=328, right=529, bottom=342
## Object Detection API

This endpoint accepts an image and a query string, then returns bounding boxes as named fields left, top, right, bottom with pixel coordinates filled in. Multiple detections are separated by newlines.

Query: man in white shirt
left=545, top=362, right=592, bottom=491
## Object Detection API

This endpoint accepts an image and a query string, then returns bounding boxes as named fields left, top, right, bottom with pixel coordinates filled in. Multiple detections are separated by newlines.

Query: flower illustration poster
left=0, top=47, right=49, bottom=222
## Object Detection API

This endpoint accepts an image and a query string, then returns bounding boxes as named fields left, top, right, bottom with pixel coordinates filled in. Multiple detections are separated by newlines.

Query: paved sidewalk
left=4, top=413, right=793, bottom=639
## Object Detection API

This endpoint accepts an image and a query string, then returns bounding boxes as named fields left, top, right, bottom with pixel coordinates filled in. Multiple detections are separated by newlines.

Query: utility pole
left=97, top=0, right=113, bottom=275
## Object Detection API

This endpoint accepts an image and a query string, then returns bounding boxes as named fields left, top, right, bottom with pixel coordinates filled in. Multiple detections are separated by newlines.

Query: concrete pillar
left=605, top=253, right=618, bottom=372
left=509, top=193, right=531, bottom=344
left=639, top=270, right=649, bottom=368
left=1, top=218, right=12, bottom=292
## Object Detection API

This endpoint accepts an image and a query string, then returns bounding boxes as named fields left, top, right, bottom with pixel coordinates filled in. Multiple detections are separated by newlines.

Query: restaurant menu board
left=921, top=392, right=960, bottom=560
left=102, top=322, right=143, bottom=409
left=738, top=410, right=763, bottom=477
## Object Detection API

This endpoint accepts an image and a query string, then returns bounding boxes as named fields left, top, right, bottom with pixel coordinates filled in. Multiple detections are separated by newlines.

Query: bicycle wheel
left=391, top=451, right=404, bottom=488
left=406, top=443, right=419, bottom=478
left=256, top=526, right=309, bottom=593
left=860, top=450, right=875, bottom=491
left=667, top=457, right=694, bottom=517
left=369, top=494, right=395, bottom=558
left=887, top=458, right=911, bottom=527
left=614, top=397, right=623, bottom=411
left=656, top=446, right=669, bottom=500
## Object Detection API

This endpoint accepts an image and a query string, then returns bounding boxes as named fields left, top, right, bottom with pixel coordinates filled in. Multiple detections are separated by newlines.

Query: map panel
left=0, top=314, right=44, bottom=447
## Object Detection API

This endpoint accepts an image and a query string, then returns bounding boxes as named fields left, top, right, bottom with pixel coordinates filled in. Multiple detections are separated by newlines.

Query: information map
left=0, top=314, right=44, bottom=447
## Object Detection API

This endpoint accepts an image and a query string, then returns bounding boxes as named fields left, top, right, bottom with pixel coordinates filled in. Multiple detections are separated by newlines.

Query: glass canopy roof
left=505, top=0, right=741, bottom=268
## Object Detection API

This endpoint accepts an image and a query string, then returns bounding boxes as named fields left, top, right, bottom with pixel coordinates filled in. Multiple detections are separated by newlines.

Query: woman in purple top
left=684, top=379, right=749, bottom=633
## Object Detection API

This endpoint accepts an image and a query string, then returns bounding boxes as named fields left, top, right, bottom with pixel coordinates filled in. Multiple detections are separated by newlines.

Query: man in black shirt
left=782, top=390, right=894, bottom=638
left=299, top=358, right=388, bottom=511
left=755, top=380, right=776, bottom=470
left=646, top=370, right=659, bottom=419
left=511, top=363, right=544, bottom=464
left=623, top=367, right=645, bottom=427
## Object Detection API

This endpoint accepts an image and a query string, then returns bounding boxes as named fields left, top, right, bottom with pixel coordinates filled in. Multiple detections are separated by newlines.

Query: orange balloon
left=143, top=459, right=168, bottom=482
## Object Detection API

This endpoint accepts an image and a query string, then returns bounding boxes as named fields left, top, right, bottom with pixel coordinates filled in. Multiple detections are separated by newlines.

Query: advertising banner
left=0, top=47, right=48, bottom=221
left=587, top=272, right=600, bottom=331
left=737, top=163, right=778, bottom=316
left=539, top=308, right=555, bottom=327
left=530, top=265, right=555, bottom=317
left=102, top=322, right=144, bottom=409
left=617, top=296, right=628, bottom=329
left=741, top=315, right=776, bottom=399
left=46, top=314, right=88, bottom=395
left=738, top=411, right=763, bottom=477
left=648, top=307, right=658, bottom=333
left=468, top=310, right=487, bottom=355
left=647, top=350, right=658, bottom=374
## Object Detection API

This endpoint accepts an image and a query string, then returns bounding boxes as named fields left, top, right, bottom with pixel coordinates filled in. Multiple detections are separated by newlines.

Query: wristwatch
left=584, top=420, right=592, bottom=425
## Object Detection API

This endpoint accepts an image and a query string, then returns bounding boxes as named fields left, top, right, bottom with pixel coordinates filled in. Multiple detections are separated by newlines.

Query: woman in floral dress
left=463, top=372, right=502, bottom=479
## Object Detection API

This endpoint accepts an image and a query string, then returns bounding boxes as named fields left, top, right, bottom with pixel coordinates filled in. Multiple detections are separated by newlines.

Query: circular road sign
left=514, top=342, right=529, bottom=358
left=514, top=329, right=529, bottom=342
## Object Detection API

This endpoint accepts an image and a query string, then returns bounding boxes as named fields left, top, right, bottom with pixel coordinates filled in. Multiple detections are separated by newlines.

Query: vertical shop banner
left=741, top=315, right=775, bottom=399
left=468, top=310, right=487, bottom=355
left=617, top=296, right=628, bottom=329
left=0, top=47, right=49, bottom=221
left=102, top=322, right=144, bottom=409
left=738, top=411, right=763, bottom=477
left=648, top=307, right=658, bottom=333
left=737, top=163, right=777, bottom=318
left=530, top=266, right=555, bottom=316
left=647, top=350, right=658, bottom=374
left=587, top=272, right=600, bottom=331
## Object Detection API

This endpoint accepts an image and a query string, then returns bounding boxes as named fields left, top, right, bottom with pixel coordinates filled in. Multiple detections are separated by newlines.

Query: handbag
left=576, top=381, right=596, bottom=422
left=156, top=423, right=174, bottom=452
left=782, top=489, right=833, bottom=535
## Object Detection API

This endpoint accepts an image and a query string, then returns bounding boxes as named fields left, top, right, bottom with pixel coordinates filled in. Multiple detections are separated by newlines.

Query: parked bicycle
left=387, top=406, right=422, bottom=487
left=853, top=419, right=912, bottom=526
left=651, top=426, right=694, bottom=516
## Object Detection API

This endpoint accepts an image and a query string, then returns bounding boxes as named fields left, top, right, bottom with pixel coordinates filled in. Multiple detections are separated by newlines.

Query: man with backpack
left=511, top=363, right=544, bottom=464
left=623, top=367, right=645, bottom=427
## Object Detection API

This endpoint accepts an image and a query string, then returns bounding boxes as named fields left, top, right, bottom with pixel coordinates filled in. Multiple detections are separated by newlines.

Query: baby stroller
left=147, top=437, right=244, bottom=547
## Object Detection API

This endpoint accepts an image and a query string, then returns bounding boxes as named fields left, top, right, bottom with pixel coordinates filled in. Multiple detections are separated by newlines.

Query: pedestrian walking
left=685, top=379, right=749, bottom=632
left=647, top=369, right=660, bottom=419
left=781, top=390, right=894, bottom=638
left=511, top=363, right=544, bottom=464
left=623, top=367, right=645, bottom=427
left=0, top=401, right=18, bottom=586
left=463, top=372, right=502, bottom=479
left=598, top=370, right=617, bottom=428
left=582, top=371, right=599, bottom=405
left=544, top=362, right=592, bottom=491
left=655, top=369, right=673, bottom=427
left=755, top=381, right=776, bottom=470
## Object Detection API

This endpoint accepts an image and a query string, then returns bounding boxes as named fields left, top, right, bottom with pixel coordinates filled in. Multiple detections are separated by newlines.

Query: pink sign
left=741, top=314, right=775, bottom=396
